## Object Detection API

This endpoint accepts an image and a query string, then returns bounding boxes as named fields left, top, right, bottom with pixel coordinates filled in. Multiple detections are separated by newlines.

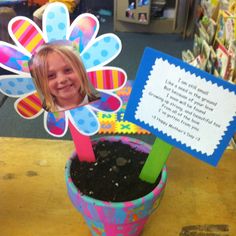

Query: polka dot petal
left=0, top=76, right=35, bottom=97
left=68, top=106, right=100, bottom=135
left=43, top=3, right=70, bottom=42
left=81, top=33, right=121, bottom=70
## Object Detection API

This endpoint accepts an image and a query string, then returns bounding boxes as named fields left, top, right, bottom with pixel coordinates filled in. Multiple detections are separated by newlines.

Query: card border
left=125, top=47, right=236, bottom=166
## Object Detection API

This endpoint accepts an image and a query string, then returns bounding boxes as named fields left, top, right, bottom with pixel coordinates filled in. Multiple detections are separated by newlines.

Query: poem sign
left=125, top=48, right=236, bottom=166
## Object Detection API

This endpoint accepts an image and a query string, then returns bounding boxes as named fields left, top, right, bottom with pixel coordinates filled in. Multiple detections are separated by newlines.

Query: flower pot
left=65, top=136, right=167, bottom=236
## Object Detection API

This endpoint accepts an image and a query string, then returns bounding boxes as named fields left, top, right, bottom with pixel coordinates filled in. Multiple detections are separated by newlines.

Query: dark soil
left=70, top=140, right=161, bottom=202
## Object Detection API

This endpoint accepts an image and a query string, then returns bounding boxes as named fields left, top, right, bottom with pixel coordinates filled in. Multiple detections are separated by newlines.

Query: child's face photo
left=47, top=51, right=83, bottom=108
left=29, top=41, right=100, bottom=113
left=125, top=9, right=134, bottom=18
left=138, top=13, right=147, bottom=22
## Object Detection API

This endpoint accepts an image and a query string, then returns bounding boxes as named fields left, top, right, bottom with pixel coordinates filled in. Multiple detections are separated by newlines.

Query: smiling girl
left=29, top=41, right=100, bottom=112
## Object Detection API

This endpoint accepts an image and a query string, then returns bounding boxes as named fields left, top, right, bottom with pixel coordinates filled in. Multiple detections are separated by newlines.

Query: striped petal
left=81, top=33, right=121, bottom=70
left=68, top=13, right=99, bottom=53
left=91, top=92, right=122, bottom=112
left=14, top=92, right=43, bottom=119
left=0, top=75, right=35, bottom=97
left=68, top=106, right=99, bottom=135
left=43, top=2, right=70, bottom=42
left=44, top=111, right=68, bottom=137
left=9, top=16, right=45, bottom=55
left=0, top=42, right=30, bottom=74
left=88, top=67, right=127, bottom=91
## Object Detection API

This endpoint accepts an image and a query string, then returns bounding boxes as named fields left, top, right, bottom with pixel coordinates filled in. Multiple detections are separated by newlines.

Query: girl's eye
left=48, top=73, right=55, bottom=80
left=65, top=67, right=73, bottom=73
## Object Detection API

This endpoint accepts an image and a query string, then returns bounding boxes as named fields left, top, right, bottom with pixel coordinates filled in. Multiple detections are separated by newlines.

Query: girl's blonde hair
left=29, top=42, right=96, bottom=112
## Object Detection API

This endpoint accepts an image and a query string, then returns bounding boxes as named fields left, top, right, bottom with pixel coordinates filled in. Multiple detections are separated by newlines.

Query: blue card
left=125, top=47, right=236, bottom=166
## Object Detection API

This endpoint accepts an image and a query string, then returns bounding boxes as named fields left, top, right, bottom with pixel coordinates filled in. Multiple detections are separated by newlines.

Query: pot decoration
left=65, top=136, right=167, bottom=236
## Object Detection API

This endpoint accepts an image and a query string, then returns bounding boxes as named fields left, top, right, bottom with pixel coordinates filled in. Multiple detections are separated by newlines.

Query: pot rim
left=65, top=135, right=167, bottom=207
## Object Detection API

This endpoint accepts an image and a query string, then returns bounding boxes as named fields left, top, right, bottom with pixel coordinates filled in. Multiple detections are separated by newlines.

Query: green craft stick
left=139, top=138, right=172, bottom=183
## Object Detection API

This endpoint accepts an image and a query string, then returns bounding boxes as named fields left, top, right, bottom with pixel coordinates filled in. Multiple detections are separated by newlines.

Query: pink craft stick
left=68, top=120, right=96, bottom=162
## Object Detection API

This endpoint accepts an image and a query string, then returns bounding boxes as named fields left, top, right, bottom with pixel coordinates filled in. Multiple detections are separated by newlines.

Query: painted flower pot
left=65, top=136, right=167, bottom=236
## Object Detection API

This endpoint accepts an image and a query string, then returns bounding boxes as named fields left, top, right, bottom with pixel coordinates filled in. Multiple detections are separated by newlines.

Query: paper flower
left=0, top=3, right=127, bottom=137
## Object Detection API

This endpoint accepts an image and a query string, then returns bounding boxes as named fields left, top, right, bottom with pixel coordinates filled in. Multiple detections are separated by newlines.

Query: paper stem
left=139, top=138, right=172, bottom=183
left=68, top=120, right=96, bottom=162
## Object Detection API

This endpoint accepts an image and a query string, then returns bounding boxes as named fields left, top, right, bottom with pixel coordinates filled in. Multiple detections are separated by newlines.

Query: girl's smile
left=47, top=51, right=84, bottom=109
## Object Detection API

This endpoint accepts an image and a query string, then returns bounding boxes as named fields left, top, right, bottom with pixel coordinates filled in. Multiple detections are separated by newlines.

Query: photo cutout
left=138, top=12, right=147, bottom=23
left=128, top=0, right=136, bottom=10
left=138, top=0, right=149, bottom=7
left=29, top=40, right=100, bottom=113
left=125, top=9, right=135, bottom=19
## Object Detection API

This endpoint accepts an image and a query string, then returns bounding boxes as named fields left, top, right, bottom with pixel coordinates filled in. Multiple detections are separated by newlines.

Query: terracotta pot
left=65, top=136, right=167, bottom=236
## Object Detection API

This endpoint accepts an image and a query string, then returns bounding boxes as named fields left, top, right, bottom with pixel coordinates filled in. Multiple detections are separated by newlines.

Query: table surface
left=0, top=137, right=235, bottom=236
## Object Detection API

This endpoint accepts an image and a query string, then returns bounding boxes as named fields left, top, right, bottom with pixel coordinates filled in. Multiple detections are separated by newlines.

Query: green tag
left=139, top=138, right=172, bottom=183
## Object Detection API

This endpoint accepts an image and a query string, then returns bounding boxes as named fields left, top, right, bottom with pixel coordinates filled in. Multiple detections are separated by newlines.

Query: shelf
left=114, top=0, right=180, bottom=33
left=114, top=17, right=178, bottom=33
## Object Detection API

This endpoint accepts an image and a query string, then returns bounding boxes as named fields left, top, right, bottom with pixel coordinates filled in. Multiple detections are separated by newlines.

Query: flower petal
left=9, top=16, right=45, bottom=55
left=0, top=42, right=30, bottom=74
left=14, top=92, right=43, bottom=119
left=43, top=2, right=70, bottom=42
left=68, top=13, right=99, bottom=53
left=81, top=33, right=121, bottom=70
left=91, top=91, right=122, bottom=112
left=44, top=111, right=68, bottom=137
left=68, top=106, right=100, bottom=135
left=87, top=67, right=127, bottom=91
left=0, top=75, right=35, bottom=97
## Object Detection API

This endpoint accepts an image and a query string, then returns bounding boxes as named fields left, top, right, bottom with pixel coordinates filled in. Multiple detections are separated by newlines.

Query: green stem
left=139, top=138, right=172, bottom=183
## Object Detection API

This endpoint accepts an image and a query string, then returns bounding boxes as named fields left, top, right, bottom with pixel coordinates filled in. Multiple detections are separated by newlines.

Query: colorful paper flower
left=0, top=3, right=127, bottom=137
